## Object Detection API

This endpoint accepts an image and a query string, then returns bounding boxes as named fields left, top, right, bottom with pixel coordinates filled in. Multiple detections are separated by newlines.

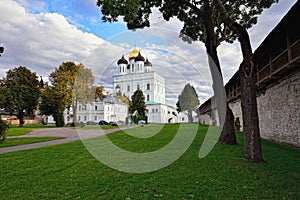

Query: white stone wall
left=199, top=70, right=299, bottom=147
left=256, top=71, right=300, bottom=146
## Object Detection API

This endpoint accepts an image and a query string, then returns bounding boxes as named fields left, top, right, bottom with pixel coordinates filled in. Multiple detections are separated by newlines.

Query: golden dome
left=128, top=45, right=139, bottom=60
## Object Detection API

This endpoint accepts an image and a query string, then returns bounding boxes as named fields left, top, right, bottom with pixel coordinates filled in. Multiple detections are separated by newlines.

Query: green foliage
left=96, top=0, right=277, bottom=45
left=0, top=119, right=9, bottom=141
left=0, top=66, right=40, bottom=127
left=177, top=83, right=199, bottom=122
left=129, top=89, right=146, bottom=122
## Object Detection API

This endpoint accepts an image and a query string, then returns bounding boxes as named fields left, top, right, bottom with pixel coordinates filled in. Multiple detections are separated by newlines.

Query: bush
left=0, top=119, right=9, bottom=141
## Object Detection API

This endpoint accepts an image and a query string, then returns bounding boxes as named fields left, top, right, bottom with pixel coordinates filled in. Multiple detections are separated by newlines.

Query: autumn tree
left=95, top=85, right=107, bottom=101
left=177, top=83, right=200, bottom=123
left=129, top=89, right=146, bottom=123
left=40, top=62, right=94, bottom=126
left=0, top=66, right=40, bottom=127
left=72, top=64, right=95, bottom=123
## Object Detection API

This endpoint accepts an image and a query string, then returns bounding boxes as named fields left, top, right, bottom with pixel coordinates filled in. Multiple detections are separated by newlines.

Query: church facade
left=113, top=46, right=165, bottom=104
left=113, top=46, right=191, bottom=124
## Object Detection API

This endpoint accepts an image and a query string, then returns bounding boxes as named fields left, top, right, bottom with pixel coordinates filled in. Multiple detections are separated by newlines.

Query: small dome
left=128, top=45, right=139, bottom=60
left=144, top=58, right=152, bottom=67
left=135, top=52, right=145, bottom=62
left=117, top=55, right=128, bottom=65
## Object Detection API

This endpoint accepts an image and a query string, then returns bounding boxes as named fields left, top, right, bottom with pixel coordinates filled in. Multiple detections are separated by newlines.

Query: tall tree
left=0, top=66, right=40, bottom=127
left=39, top=84, right=66, bottom=127
left=72, top=64, right=95, bottom=123
left=130, top=89, right=146, bottom=123
left=40, top=62, right=94, bottom=126
left=96, top=0, right=277, bottom=159
left=177, top=83, right=200, bottom=123
left=213, top=0, right=277, bottom=162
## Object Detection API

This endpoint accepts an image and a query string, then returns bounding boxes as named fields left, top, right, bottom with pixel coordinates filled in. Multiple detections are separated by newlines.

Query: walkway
left=0, top=127, right=123, bottom=154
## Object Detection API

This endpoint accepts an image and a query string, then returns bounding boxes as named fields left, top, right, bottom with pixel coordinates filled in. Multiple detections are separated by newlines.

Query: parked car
left=109, top=121, right=118, bottom=126
left=99, top=120, right=109, bottom=125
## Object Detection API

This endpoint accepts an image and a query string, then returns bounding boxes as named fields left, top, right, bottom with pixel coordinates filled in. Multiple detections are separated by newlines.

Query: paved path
left=0, top=127, right=123, bottom=154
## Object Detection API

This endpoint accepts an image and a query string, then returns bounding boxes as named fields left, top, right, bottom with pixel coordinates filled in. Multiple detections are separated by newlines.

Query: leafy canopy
left=97, top=0, right=276, bottom=45
left=0, top=66, right=40, bottom=126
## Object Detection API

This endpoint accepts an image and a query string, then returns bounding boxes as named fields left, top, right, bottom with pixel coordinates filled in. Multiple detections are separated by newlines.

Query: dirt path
left=0, top=127, right=123, bottom=154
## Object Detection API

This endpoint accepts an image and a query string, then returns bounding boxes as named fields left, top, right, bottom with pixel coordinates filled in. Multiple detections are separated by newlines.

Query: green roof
left=145, top=101, right=161, bottom=105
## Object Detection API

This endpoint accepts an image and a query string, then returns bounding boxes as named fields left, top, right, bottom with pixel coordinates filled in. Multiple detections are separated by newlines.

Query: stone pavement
left=0, top=127, right=123, bottom=154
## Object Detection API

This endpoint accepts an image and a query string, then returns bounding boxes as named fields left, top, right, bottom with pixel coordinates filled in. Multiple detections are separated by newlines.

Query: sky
left=0, top=0, right=297, bottom=106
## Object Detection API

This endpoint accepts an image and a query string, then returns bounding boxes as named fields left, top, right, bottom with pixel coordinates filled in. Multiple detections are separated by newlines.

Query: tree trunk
left=240, top=59, right=263, bottom=162
left=18, top=110, right=24, bottom=127
left=73, top=97, right=78, bottom=123
left=219, top=104, right=237, bottom=145
left=188, top=110, right=193, bottom=123
left=215, top=0, right=263, bottom=162
left=204, top=0, right=236, bottom=144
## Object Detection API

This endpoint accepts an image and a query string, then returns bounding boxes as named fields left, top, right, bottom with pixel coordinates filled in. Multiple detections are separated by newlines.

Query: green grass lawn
left=0, top=137, right=64, bottom=148
left=6, top=124, right=56, bottom=136
left=0, top=124, right=299, bottom=199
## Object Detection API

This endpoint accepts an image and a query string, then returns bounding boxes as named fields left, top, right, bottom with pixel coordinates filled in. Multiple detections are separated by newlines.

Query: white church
left=56, top=46, right=194, bottom=125
left=113, top=46, right=193, bottom=124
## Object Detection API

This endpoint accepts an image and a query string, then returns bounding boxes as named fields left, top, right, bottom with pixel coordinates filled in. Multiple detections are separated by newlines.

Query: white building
left=47, top=96, right=128, bottom=125
left=113, top=46, right=195, bottom=124
left=113, top=45, right=165, bottom=104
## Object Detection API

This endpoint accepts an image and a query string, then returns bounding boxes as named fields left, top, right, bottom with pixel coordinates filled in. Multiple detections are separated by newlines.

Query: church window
left=78, top=116, right=81, bottom=121
left=94, top=116, right=97, bottom=121
left=156, top=108, right=158, bottom=112
left=78, top=105, right=81, bottom=111
left=95, top=106, right=97, bottom=111
left=147, top=94, right=150, bottom=101
left=127, top=85, right=130, bottom=92
left=137, top=84, right=140, bottom=90
left=84, top=116, right=87, bottom=121
left=147, top=83, right=150, bottom=90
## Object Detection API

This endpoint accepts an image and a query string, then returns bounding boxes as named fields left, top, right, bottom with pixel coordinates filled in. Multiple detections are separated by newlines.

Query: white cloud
left=0, top=0, right=296, bottom=107
left=0, top=0, right=121, bottom=79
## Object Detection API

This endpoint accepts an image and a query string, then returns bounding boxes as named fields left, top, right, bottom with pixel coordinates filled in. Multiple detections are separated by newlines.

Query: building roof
left=135, top=52, right=145, bottom=62
left=128, top=45, right=139, bottom=60
left=117, top=55, right=128, bottom=65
